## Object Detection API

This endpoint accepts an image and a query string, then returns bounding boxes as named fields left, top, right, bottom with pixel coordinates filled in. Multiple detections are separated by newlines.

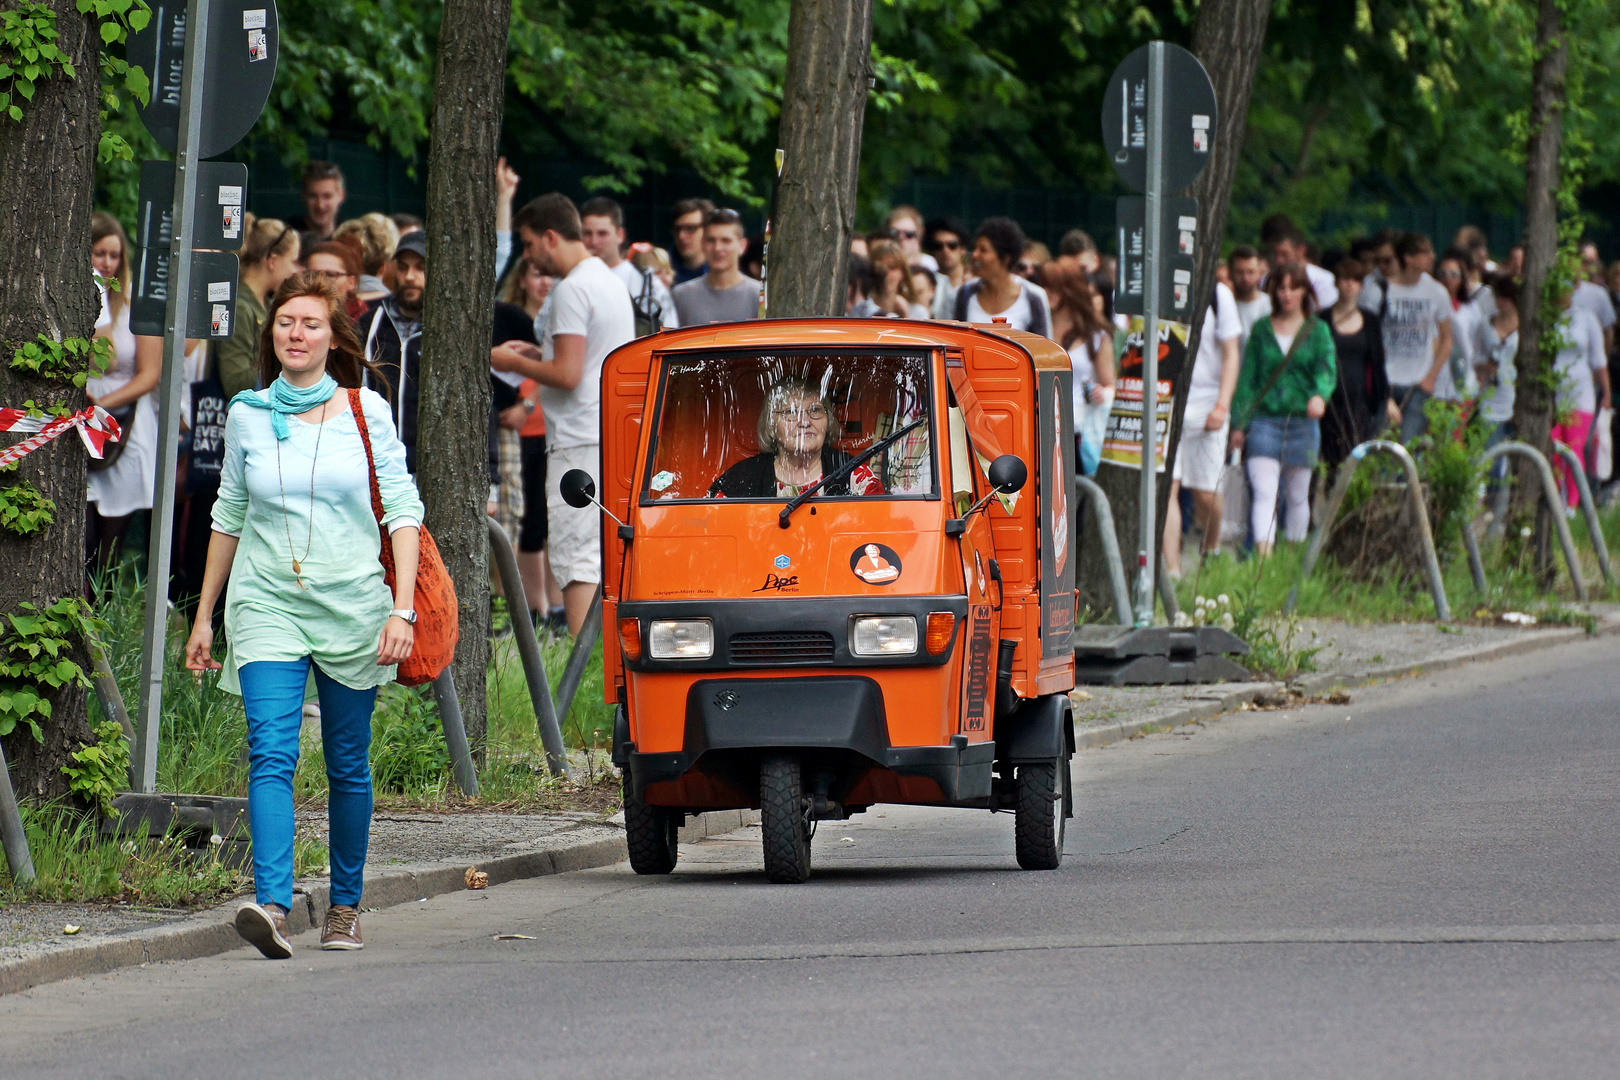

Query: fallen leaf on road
left=840, top=837, right=855, bottom=843
left=465, top=866, right=489, bottom=890
left=494, top=934, right=535, bottom=940
left=63, top=924, right=81, bottom=935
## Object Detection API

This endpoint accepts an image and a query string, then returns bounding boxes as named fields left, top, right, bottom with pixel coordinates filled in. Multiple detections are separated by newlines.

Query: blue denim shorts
left=1246, top=415, right=1320, bottom=469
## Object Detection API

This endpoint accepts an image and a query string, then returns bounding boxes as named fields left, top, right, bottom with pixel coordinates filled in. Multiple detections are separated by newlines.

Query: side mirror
left=559, top=469, right=597, bottom=509
left=988, top=454, right=1027, bottom=495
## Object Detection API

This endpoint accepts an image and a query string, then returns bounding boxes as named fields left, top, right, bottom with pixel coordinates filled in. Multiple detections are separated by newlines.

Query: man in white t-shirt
left=579, top=195, right=678, bottom=331
left=496, top=193, right=636, bottom=635
left=1228, top=245, right=1271, bottom=355
left=1165, top=281, right=1242, bottom=574
left=1572, top=277, right=1615, bottom=358
left=1358, top=232, right=1452, bottom=444
left=1261, top=215, right=1338, bottom=310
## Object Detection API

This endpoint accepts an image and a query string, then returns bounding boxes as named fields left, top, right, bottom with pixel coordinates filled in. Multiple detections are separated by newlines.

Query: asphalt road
left=5, top=635, right=1619, bottom=1079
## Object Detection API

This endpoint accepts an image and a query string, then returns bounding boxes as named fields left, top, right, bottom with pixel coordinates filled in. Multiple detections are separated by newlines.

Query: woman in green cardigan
left=1229, top=262, right=1338, bottom=555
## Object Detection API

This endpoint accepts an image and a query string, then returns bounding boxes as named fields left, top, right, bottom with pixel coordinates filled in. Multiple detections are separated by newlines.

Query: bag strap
left=1253, top=316, right=1314, bottom=408
left=349, top=388, right=386, bottom=528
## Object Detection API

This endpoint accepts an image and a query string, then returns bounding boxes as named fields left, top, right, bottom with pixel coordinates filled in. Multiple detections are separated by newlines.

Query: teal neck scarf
left=231, top=374, right=340, bottom=440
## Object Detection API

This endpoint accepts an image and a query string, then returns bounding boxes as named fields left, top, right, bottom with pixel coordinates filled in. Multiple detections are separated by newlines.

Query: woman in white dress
left=87, top=212, right=161, bottom=572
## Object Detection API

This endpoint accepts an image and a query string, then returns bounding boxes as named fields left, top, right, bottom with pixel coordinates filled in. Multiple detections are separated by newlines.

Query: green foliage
left=80, top=0, right=153, bottom=163
left=369, top=683, right=449, bottom=794
left=0, top=479, right=55, bottom=536
left=0, top=801, right=248, bottom=906
left=0, top=2, right=75, bottom=122
left=9, top=332, right=107, bottom=388
left=0, top=598, right=97, bottom=741
left=0, top=0, right=150, bottom=162
left=61, top=717, right=128, bottom=816
left=1414, top=398, right=1491, bottom=561
left=1226, top=575, right=1323, bottom=680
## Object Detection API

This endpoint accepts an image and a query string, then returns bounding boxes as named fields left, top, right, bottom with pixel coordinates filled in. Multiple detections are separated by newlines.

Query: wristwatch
left=390, top=608, right=418, bottom=625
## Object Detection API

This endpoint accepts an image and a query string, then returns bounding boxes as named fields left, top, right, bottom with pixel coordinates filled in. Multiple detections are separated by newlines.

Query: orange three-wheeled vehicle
left=560, top=318, right=1078, bottom=882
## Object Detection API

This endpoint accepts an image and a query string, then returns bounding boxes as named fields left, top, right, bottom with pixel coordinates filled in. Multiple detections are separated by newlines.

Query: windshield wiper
left=778, top=415, right=928, bottom=529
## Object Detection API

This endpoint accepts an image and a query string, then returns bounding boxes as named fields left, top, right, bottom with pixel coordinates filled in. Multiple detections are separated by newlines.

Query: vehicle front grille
left=728, top=631, right=836, bottom=666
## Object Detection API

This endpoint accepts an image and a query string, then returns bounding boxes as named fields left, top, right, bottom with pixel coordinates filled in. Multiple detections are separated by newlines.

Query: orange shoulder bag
left=349, top=388, right=459, bottom=686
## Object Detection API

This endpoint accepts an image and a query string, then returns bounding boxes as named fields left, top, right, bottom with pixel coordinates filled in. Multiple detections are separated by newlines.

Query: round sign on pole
left=1100, top=42, right=1217, bottom=194
left=127, top=0, right=279, bottom=159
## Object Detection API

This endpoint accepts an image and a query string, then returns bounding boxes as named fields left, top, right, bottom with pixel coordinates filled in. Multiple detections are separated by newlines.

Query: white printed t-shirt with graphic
left=1359, top=274, right=1452, bottom=387
left=539, top=255, right=636, bottom=450
left=1554, top=305, right=1607, bottom=415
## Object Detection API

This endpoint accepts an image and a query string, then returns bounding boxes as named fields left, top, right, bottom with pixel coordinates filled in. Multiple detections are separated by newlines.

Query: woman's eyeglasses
left=313, top=269, right=349, bottom=280
left=774, top=405, right=827, bottom=421
left=891, top=228, right=919, bottom=241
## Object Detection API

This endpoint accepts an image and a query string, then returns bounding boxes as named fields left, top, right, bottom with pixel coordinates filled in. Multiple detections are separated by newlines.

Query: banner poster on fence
left=1100, top=316, right=1189, bottom=472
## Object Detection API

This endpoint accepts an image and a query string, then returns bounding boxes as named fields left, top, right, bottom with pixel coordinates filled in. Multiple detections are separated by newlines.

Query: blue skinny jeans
left=239, top=659, right=377, bottom=911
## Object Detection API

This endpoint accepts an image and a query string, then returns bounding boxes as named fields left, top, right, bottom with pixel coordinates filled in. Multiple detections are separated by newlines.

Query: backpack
left=632, top=267, right=662, bottom=338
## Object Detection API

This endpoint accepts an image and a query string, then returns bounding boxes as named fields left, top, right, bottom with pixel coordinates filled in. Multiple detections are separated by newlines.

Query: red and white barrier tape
left=0, top=406, right=122, bottom=469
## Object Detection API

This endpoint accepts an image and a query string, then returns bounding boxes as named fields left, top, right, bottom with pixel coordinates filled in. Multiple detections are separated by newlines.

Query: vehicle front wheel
left=759, top=754, right=811, bottom=883
left=1014, top=756, right=1067, bottom=870
left=624, top=783, right=679, bottom=875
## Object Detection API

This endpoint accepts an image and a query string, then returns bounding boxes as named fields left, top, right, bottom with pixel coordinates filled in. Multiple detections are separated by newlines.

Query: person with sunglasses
left=925, top=216, right=970, bottom=319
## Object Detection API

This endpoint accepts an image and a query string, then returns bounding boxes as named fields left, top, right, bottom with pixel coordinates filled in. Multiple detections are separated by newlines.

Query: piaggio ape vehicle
left=559, top=317, right=1078, bottom=883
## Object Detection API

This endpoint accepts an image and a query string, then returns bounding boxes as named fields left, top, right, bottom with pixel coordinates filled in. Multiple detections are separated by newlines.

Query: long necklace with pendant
left=275, top=400, right=325, bottom=590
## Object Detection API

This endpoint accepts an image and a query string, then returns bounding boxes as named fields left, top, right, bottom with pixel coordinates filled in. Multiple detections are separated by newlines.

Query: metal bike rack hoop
left=1547, top=440, right=1613, bottom=587
left=1075, top=476, right=1133, bottom=627
left=1285, top=439, right=1451, bottom=620
left=488, top=516, right=571, bottom=778
left=1476, top=442, right=1588, bottom=602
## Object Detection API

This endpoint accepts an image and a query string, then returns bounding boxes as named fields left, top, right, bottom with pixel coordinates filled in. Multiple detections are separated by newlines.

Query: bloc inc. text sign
left=1100, top=42, right=1218, bottom=194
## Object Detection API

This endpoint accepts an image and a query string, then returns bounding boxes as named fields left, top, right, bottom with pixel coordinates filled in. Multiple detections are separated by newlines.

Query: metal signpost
left=126, top=0, right=279, bottom=790
left=1101, top=42, right=1217, bottom=627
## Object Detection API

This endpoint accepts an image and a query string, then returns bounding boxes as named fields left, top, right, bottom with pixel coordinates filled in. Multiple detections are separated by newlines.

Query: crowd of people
left=87, top=161, right=1620, bottom=621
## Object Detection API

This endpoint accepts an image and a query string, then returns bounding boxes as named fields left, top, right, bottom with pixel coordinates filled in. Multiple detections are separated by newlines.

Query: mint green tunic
left=212, top=387, right=424, bottom=693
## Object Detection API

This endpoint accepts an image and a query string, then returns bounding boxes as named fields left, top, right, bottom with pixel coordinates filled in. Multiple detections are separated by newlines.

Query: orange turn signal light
left=925, top=611, right=956, bottom=655
left=617, top=617, right=642, bottom=661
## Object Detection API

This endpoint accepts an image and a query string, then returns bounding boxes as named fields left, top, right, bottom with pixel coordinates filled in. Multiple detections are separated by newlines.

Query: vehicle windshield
left=643, top=351, right=935, bottom=502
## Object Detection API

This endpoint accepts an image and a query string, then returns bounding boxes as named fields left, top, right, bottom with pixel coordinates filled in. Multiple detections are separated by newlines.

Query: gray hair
left=757, top=377, right=840, bottom=453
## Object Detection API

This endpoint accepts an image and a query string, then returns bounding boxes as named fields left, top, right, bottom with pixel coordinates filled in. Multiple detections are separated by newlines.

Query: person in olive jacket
left=1229, top=261, right=1338, bottom=555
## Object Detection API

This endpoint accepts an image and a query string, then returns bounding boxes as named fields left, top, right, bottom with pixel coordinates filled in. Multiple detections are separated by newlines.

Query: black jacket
left=708, top=449, right=862, bottom=498
left=358, top=297, right=422, bottom=472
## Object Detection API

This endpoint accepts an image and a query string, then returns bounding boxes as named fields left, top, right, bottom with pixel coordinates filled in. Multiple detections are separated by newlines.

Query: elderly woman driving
left=709, top=377, right=885, bottom=498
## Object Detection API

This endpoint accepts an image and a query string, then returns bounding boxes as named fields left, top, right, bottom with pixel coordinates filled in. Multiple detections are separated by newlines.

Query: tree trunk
left=1508, top=0, right=1567, bottom=583
left=417, top=0, right=511, bottom=758
left=0, top=0, right=100, bottom=798
left=769, top=0, right=873, bottom=318
left=1076, top=2, right=1271, bottom=619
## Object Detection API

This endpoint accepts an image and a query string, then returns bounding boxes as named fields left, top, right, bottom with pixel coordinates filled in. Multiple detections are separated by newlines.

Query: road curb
left=0, top=806, right=744, bottom=997
left=1076, top=620, right=1615, bottom=751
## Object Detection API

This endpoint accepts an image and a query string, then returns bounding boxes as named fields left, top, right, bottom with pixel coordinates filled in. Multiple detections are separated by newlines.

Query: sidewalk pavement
left=4, top=608, right=1615, bottom=995
left=1072, top=609, right=1620, bottom=747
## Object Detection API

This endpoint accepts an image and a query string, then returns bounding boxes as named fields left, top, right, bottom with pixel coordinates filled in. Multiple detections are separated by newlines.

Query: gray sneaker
left=235, top=902, right=292, bottom=959
left=321, top=904, right=364, bottom=950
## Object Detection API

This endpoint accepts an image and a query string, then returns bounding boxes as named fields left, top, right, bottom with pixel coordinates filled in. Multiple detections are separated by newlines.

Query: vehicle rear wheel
left=759, top=754, right=811, bottom=883
left=1014, top=756, right=1067, bottom=870
left=623, top=783, right=679, bottom=875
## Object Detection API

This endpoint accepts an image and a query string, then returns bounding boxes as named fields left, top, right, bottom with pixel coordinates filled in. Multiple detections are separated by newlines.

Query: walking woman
left=185, top=273, right=423, bottom=958
left=1230, top=262, right=1338, bottom=556
left=952, top=216, right=1053, bottom=336
left=87, top=212, right=162, bottom=571
left=1041, top=261, right=1115, bottom=475
left=1321, top=257, right=1390, bottom=469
